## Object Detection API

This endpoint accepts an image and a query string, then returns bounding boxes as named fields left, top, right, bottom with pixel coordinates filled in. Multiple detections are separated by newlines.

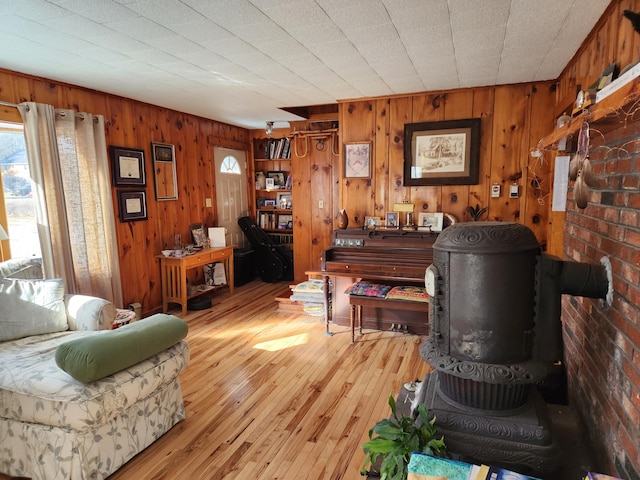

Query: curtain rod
left=0, top=101, right=97, bottom=122
left=0, top=100, right=20, bottom=108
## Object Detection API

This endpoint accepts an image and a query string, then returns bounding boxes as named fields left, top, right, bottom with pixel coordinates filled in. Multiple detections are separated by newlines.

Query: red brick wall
left=561, top=119, right=640, bottom=479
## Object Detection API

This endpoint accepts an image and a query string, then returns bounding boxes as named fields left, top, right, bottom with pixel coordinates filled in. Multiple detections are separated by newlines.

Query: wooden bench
left=348, top=293, right=429, bottom=343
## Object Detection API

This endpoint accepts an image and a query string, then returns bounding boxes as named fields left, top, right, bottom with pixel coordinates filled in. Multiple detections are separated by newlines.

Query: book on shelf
left=264, top=138, right=291, bottom=159
left=259, top=212, right=277, bottom=230
left=282, top=137, right=291, bottom=158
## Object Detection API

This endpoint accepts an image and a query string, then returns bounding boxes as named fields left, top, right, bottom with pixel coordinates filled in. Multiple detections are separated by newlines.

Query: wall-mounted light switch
left=319, top=200, right=324, bottom=208
left=509, top=184, right=519, bottom=198
left=491, top=183, right=501, bottom=198
left=205, top=198, right=212, bottom=207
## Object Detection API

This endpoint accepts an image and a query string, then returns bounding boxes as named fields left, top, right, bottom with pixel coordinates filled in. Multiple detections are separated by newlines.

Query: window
left=0, top=122, right=41, bottom=259
left=220, top=155, right=241, bottom=174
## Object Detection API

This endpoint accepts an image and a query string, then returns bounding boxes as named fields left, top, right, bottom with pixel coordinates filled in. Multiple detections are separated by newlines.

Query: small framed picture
left=417, top=212, right=444, bottom=232
left=277, top=192, right=292, bottom=210
left=190, top=223, right=207, bottom=247
left=265, top=178, right=276, bottom=190
left=385, top=212, right=399, bottom=228
left=364, top=216, right=380, bottom=229
left=277, top=214, right=293, bottom=230
left=264, top=199, right=277, bottom=207
left=117, top=190, right=147, bottom=222
left=109, top=146, right=145, bottom=186
left=266, top=170, right=286, bottom=189
left=344, top=142, right=372, bottom=178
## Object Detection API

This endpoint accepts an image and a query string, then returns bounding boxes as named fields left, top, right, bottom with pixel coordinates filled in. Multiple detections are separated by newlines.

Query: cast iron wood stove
left=414, top=222, right=611, bottom=476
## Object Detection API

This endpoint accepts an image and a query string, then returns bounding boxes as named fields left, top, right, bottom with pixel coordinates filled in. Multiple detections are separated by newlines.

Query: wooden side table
left=157, top=246, right=235, bottom=314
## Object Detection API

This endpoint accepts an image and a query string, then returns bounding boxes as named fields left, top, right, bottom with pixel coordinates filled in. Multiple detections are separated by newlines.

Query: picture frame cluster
left=109, top=141, right=178, bottom=223
left=110, top=146, right=148, bottom=222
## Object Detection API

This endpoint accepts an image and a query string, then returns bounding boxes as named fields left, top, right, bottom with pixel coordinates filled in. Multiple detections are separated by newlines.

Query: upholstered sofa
left=0, top=259, right=190, bottom=480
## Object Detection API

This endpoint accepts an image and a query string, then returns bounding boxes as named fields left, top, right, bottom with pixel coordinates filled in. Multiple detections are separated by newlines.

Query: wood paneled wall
left=337, top=83, right=556, bottom=247
left=248, top=82, right=557, bottom=282
left=0, top=68, right=250, bottom=316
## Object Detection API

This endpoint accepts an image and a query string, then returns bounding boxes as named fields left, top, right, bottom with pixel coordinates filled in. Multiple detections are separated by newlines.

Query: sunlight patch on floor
left=253, top=333, right=309, bottom=351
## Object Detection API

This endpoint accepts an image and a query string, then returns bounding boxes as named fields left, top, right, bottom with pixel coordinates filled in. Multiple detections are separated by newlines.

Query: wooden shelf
left=257, top=208, right=292, bottom=214
left=538, top=77, right=640, bottom=150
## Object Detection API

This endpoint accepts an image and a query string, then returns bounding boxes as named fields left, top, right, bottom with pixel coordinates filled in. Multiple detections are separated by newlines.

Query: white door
left=214, top=147, right=248, bottom=249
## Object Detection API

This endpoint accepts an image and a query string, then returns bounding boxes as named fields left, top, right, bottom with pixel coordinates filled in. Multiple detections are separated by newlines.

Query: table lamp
left=0, top=224, right=9, bottom=261
left=393, top=202, right=415, bottom=229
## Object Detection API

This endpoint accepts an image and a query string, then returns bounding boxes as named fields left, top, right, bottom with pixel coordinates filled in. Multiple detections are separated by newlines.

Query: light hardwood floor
left=1, top=279, right=431, bottom=480
left=107, top=279, right=432, bottom=479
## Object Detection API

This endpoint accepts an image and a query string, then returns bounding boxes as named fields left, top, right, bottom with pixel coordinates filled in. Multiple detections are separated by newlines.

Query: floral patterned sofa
left=0, top=259, right=190, bottom=480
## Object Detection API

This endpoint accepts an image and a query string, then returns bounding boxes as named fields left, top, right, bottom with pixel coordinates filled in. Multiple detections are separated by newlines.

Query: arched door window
left=220, top=155, right=241, bottom=174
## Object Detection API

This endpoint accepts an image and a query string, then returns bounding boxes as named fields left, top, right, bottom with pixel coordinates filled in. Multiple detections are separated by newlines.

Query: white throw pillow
left=0, top=278, right=68, bottom=341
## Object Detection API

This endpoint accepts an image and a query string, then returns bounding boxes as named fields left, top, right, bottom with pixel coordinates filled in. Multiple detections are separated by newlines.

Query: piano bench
left=348, top=294, right=429, bottom=343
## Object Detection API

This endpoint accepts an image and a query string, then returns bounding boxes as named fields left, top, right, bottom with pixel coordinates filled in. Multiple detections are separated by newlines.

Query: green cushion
left=55, top=314, right=188, bottom=383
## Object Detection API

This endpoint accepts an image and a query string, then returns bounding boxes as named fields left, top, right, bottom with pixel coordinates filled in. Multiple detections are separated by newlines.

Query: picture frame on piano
left=417, top=212, right=444, bottom=232
left=385, top=212, right=399, bottom=229
left=364, top=216, right=380, bottom=229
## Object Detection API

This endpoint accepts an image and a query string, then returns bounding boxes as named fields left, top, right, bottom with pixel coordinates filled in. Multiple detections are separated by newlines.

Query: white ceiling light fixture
left=265, top=121, right=274, bottom=136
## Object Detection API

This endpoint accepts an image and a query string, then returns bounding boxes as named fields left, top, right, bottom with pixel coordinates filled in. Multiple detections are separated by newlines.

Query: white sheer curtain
left=18, top=102, right=123, bottom=306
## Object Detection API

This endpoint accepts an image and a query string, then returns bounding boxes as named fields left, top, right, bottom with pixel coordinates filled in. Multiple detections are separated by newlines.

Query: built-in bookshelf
left=253, top=136, right=293, bottom=247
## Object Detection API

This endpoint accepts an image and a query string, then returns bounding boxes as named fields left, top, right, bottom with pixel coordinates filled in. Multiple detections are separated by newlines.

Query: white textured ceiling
left=0, top=0, right=610, bottom=129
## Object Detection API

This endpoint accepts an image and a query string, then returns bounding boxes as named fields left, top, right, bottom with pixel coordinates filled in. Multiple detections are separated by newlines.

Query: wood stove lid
left=433, top=221, right=540, bottom=254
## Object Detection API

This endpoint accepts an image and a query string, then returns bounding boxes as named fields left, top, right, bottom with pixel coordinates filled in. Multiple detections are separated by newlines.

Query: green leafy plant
left=361, top=394, right=447, bottom=480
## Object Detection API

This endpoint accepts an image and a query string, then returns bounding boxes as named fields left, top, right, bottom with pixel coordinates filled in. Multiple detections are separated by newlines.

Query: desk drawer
left=184, top=250, right=227, bottom=268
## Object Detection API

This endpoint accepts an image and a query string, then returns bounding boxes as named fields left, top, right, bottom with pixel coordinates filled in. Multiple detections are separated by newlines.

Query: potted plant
left=361, top=394, right=447, bottom=480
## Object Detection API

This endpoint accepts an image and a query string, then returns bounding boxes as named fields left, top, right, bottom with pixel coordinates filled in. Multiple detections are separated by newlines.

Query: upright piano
left=321, top=228, right=437, bottom=336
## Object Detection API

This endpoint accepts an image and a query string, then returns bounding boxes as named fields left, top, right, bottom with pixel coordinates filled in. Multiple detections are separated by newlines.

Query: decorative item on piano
left=417, top=212, right=444, bottom=232
left=385, top=212, right=399, bottom=229
left=364, top=216, right=380, bottom=229
left=394, top=202, right=415, bottom=229
left=337, top=209, right=349, bottom=229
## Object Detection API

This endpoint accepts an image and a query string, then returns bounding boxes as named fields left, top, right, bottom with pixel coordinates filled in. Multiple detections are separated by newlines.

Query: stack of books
left=406, top=452, right=541, bottom=480
left=406, top=453, right=627, bottom=480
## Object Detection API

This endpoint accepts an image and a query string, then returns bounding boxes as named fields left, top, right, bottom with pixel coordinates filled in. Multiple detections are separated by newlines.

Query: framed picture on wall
left=403, top=119, right=480, bottom=186
left=109, top=146, right=145, bottom=186
left=151, top=142, right=178, bottom=200
left=344, top=142, right=371, bottom=178
left=117, top=190, right=147, bottom=222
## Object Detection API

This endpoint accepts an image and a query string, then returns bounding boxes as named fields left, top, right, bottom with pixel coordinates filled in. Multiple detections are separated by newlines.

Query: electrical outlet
left=491, top=184, right=501, bottom=198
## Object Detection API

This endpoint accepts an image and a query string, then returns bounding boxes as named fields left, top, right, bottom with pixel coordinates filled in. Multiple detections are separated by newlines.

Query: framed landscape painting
left=404, top=118, right=480, bottom=186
